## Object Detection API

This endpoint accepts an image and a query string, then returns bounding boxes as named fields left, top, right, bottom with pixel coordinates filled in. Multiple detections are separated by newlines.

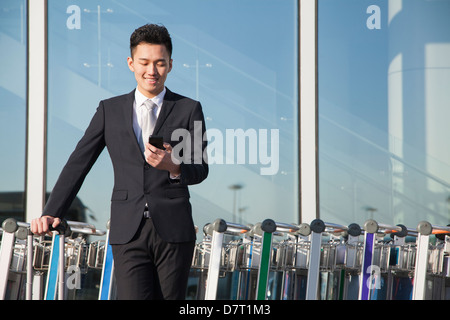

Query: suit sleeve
left=178, top=101, right=209, bottom=186
left=43, top=102, right=106, bottom=219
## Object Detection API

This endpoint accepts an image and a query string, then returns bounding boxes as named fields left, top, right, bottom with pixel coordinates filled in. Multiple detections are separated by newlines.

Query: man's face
left=127, top=42, right=172, bottom=98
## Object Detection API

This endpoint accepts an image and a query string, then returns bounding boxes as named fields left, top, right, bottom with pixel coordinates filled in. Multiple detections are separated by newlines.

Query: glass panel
left=318, top=0, right=450, bottom=228
left=0, top=0, right=27, bottom=223
left=47, top=1, right=298, bottom=239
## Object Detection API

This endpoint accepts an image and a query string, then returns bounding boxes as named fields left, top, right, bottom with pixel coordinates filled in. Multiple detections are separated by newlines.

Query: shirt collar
left=135, top=87, right=166, bottom=109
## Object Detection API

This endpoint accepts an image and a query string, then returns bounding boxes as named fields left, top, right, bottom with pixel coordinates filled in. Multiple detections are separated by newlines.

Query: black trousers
left=110, top=217, right=195, bottom=300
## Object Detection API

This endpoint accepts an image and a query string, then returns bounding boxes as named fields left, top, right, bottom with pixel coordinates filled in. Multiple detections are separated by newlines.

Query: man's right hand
left=30, top=216, right=61, bottom=236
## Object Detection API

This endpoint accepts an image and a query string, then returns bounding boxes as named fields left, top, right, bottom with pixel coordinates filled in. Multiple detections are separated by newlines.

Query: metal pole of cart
left=0, top=218, right=19, bottom=299
left=412, top=222, right=450, bottom=300
left=412, top=221, right=432, bottom=300
left=13, top=223, right=34, bottom=300
left=305, top=219, right=325, bottom=300
left=359, top=219, right=404, bottom=300
left=255, top=219, right=277, bottom=300
left=44, top=221, right=70, bottom=300
left=99, top=220, right=115, bottom=300
left=26, top=227, right=33, bottom=300
left=204, top=219, right=227, bottom=300
left=358, top=219, right=378, bottom=300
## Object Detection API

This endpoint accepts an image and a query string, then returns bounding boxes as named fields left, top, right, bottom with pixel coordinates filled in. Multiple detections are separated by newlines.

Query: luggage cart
left=251, top=219, right=301, bottom=300
left=0, top=219, right=39, bottom=300
left=190, top=219, right=252, bottom=300
left=381, top=224, right=417, bottom=300
left=203, top=219, right=250, bottom=300
left=65, top=221, right=106, bottom=300
left=318, top=222, right=363, bottom=300
left=276, top=222, right=311, bottom=300
left=191, top=231, right=211, bottom=299
left=434, top=226, right=450, bottom=299
left=230, top=225, right=259, bottom=300
left=201, top=219, right=301, bottom=300
left=338, top=223, right=364, bottom=300
left=0, top=218, right=20, bottom=299
left=359, top=219, right=408, bottom=300
left=0, top=218, right=107, bottom=300
left=412, top=221, right=450, bottom=300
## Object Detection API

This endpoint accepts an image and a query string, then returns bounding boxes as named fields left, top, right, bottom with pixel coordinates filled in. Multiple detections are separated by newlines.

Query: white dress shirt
left=132, top=86, right=165, bottom=142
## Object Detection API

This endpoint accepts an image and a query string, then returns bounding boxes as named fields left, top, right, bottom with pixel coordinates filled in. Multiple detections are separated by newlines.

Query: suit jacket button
left=144, top=163, right=150, bottom=169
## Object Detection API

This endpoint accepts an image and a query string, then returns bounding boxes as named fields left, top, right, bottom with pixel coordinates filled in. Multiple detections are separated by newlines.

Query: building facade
left=1, top=0, right=449, bottom=240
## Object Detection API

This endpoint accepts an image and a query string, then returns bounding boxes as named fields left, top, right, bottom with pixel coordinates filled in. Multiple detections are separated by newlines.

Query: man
left=31, top=24, right=208, bottom=300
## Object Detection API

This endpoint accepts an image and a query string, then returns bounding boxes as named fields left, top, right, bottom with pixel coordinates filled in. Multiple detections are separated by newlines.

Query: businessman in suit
left=30, top=24, right=208, bottom=300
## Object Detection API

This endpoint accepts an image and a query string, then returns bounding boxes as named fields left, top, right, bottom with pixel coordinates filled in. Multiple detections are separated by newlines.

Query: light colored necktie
left=140, top=99, right=157, bottom=151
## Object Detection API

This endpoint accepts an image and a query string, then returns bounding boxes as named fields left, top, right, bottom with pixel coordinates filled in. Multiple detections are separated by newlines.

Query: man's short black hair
left=130, top=24, right=173, bottom=58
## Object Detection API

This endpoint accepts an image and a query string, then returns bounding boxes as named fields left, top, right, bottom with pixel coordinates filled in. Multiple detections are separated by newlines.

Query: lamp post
left=229, top=184, right=243, bottom=223
left=183, top=59, right=212, bottom=100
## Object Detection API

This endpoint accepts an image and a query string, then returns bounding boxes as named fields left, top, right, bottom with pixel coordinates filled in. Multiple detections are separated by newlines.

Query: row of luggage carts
left=190, top=218, right=450, bottom=300
left=0, top=216, right=449, bottom=300
left=0, top=218, right=114, bottom=300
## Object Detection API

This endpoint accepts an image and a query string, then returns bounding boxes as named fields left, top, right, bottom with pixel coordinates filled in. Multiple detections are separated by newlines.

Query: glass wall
left=318, top=0, right=450, bottom=228
left=46, top=0, right=299, bottom=234
left=0, top=0, right=27, bottom=223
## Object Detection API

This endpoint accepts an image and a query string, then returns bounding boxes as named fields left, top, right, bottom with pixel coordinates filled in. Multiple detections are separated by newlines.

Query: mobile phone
left=148, top=136, right=165, bottom=150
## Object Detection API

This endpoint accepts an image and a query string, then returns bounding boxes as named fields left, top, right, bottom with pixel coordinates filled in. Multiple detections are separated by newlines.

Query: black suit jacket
left=43, top=88, right=208, bottom=244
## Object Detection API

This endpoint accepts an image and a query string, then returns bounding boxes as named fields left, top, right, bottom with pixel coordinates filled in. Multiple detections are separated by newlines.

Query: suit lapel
left=153, top=88, right=176, bottom=135
left=122, top=89, right=145, bottom=158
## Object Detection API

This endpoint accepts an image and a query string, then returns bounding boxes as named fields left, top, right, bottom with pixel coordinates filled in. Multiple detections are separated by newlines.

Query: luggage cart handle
left=12, top=220, right=105, bottom=237
left=272, top=221, right=299, bottom=233
left=363, top=219, right=403, bottom=235
left=7, top=218, right=70, bottom=237
left=251, top=219, right=301, bottom=236
left=416, top=221, right=450, bottom=236
left=294, top=223, right=311, bottom=236
left=203, top=219, right=250, bottom=236
left=323, top=222, right=362, bottom=237
left=226, top=221, right=251, bottom=234
left=347, top=223, right=362, bottom=237
left=48, top=220, right=71, bottom=236
left=310, top=219, right=325, bottom=233
left=67, top=221, right=106, bottom=236
left=2, top=218, right=19, bottom=234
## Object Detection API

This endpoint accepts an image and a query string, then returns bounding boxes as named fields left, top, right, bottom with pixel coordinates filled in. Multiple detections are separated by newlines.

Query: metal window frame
left=25, top=0, right=47, bottom=222
left=299, top=0, right=319, bottom=223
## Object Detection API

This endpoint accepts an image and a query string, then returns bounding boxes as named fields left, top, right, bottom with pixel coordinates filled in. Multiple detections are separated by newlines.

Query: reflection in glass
left=47, top=1, right=298, bottom=239
left=318, top=0, right=450, bottom=228
left=0, top=0, right=27, bottom=223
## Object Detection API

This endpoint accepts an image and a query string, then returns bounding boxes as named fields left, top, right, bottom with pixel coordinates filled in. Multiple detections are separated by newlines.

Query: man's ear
left=127, top=56, right=135, bottom=72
